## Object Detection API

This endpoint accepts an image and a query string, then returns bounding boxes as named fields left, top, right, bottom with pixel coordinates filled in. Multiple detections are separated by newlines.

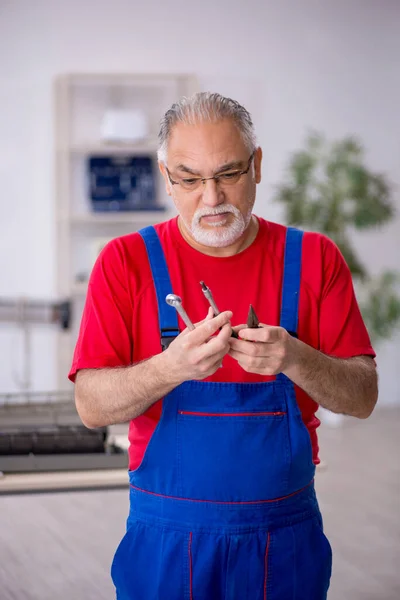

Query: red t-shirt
left=69, top=217, right=375, bottom=468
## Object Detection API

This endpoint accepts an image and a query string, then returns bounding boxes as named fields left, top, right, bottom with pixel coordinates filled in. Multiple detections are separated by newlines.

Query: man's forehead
left=169, top=118, right=242, bottom=144
left=167, top=119, right=248, bottom=167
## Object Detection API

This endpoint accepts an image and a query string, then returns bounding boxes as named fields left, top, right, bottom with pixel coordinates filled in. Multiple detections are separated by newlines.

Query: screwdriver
left=200, top=281, right=239, bottom=338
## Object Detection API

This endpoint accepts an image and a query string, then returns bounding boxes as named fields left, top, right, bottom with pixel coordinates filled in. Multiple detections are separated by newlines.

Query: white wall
left=0, top=0, right=399, bottom=401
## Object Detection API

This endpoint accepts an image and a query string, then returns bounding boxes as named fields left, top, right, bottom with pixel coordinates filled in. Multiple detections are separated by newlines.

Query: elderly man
left=69, top=92, right=377, bottom=599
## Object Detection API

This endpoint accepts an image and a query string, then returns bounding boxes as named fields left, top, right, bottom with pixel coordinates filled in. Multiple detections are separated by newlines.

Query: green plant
left=274, top=131, right=400, bottom=343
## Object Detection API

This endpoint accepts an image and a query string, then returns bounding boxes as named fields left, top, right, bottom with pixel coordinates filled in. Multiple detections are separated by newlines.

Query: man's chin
left=192, top=229, right=243, bottom=248
left=199, top=222, right=229, bottom=230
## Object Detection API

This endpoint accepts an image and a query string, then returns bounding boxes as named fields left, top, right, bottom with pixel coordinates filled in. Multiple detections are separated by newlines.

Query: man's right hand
left=162, top=308, right=233, bottom=383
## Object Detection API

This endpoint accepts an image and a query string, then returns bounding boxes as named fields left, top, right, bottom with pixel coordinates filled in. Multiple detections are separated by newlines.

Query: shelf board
left=69, top=138, right=159, bottom=156
left=70, top=210, right=175, bottom=225
left=61, top=72, right=193, bottom=86
left=0, top=466, right=128, bottom=493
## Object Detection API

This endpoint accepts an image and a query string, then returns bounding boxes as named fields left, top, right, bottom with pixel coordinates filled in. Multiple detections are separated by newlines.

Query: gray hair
left=157, top=92, right=257, bottom=163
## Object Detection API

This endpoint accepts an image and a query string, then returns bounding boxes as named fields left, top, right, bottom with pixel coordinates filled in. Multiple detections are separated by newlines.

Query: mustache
left=194, top=205, right=238, bottom=219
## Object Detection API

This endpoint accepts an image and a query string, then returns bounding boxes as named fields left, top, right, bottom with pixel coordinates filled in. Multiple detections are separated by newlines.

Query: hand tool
left=200, top=281, right=239, bottom=338
left=165, top=294, right=195, bottom=331
left=246, top=305, right=261, bottom=328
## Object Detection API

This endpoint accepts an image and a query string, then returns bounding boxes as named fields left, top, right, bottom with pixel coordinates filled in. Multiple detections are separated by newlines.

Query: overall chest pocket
left=176, top=409, right=291, bottom=502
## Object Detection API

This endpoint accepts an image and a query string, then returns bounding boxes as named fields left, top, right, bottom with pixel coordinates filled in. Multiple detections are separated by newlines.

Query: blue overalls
left=111, top=226, right=332, bottom=599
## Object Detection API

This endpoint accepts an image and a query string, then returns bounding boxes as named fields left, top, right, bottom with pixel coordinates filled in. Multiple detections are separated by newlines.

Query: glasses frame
left=165, top=151, right=255, bottom=192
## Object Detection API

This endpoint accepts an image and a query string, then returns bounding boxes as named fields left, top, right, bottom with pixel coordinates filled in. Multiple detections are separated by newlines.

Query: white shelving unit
left=54, top=73, right=198, bottom=388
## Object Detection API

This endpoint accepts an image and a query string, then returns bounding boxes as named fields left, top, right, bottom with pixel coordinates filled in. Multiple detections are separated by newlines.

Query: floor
left=0, top=407, right=399, bottom=599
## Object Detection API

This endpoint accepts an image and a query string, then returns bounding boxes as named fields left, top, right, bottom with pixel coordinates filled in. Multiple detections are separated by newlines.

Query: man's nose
left=201, top=178, right=224, bottom=206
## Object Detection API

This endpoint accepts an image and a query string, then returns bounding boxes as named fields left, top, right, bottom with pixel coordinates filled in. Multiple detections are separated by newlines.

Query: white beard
left=186, top=204, right=253, bottom=248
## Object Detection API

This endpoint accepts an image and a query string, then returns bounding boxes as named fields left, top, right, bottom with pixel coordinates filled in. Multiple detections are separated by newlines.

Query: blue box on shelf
left=88, top=155, right=165, bottom=212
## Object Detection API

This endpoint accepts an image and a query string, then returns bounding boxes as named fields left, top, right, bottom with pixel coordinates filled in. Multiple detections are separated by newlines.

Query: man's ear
left=159, top=162, right=172, bottom=196
left=253, top=147, right=263, bottom=184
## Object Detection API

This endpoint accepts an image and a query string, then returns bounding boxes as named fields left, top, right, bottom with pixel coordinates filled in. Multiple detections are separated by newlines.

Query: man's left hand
left=228, top=324, right=297, bottom=376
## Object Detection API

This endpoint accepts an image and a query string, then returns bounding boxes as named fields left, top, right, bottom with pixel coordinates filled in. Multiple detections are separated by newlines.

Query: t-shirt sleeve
left=68, top=239, right=133, bottom=382
left=318, top=236, right=375, bottom=359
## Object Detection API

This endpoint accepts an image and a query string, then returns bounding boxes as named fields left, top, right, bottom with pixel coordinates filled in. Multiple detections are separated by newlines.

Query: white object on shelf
left=100, top=109, right=149, bottom=143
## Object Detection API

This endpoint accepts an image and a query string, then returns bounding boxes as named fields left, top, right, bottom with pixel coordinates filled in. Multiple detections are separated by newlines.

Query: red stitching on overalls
left=264, top=532, right=271, bottom=600
left=129, top=479, right=313, bottom=505
left=188, top=532, right=193, bottom=600
left=178, top=411, right=286, bottom=417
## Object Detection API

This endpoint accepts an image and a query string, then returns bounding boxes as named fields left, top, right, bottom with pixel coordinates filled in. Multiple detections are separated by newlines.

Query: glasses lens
left=179, top=177, right=202, bottom=191
left=217, top=171, right=242, bottom=186
left=170, top=166, right=247, bottom=192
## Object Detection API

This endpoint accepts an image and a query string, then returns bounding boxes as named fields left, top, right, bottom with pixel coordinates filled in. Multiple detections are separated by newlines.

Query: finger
left=228, top=347, right=248, bottom=362
left=202, top=358, right=225, bottom=377
left=205, top=306, right=214, bottom=321
left=238, top=325, right=283, bottom=343
left=180, top=307, right=216, bottom=337
left=198, top=322, right=232, bottom=359
left=229, top=337, right=278, bottom=361
left=189, top=311, right=233, bottom=345
left=192, top=306, right=214, bottom=327
left=231, top=324, right=247, bottom=333
left=229, top=335, right=271, bottom=357
left=218, top=321, right=236, bottom=343
left=228, top=347, right=256, bottom=370
left=228, top=345, right=263, bottom=361
left=228, top=349, right=274, bottom=374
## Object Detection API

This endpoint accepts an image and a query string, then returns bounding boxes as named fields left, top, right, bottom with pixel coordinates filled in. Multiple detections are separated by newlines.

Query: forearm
left=283, top=339, right=378, bottom=418
left=74, top=311, right=233, bottom=428
left=75, top=353, right=182, bottom=428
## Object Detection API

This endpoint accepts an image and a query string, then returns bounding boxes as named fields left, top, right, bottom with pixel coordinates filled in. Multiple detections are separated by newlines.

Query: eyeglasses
left=166, top=152, right=255, bottom=193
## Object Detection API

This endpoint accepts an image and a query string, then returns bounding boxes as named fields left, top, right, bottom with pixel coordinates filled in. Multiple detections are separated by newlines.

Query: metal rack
left=0, top=300, right=127, bottom=475
left=0, top=389, right=127, bottom=475
left=0, top=296, right=71, bottom=393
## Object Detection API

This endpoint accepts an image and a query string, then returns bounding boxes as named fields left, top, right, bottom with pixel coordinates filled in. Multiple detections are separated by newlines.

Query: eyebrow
left=175, top=164, right=201, bottom=175
left=175, top=159, right=245, bottom=176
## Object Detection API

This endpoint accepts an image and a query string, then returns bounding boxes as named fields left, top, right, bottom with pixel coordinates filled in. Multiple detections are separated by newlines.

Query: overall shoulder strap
left=138, top=226, right=179, bottom=351
left=279, top=226, right=304, bottom=337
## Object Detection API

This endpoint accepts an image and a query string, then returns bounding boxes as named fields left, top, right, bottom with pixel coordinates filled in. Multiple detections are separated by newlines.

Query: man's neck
left=177, top=215, right=259, bottom=257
